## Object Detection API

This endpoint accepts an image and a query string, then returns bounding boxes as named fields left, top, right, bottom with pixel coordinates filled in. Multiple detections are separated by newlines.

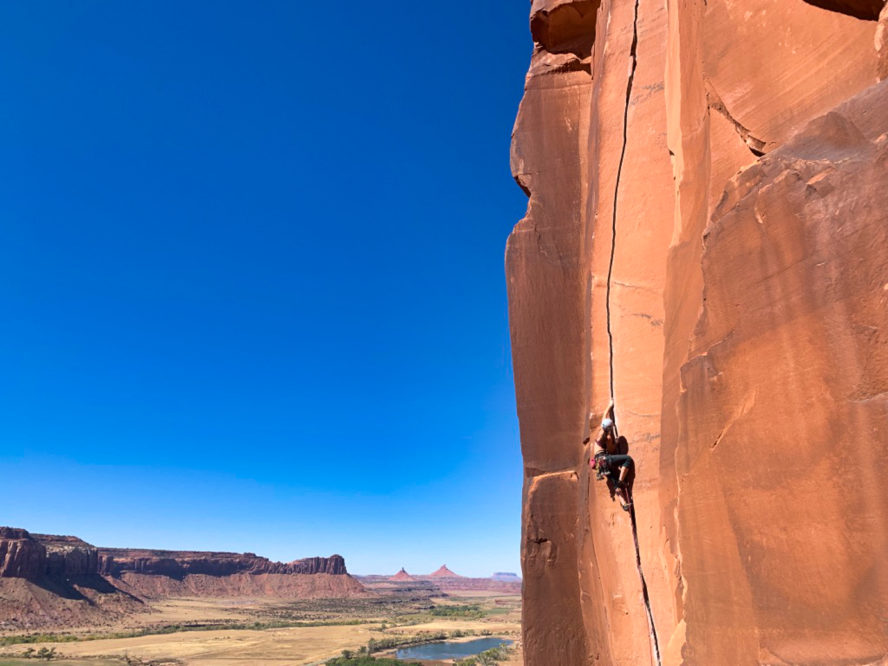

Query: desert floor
left=0, top=590, right=522, bottom=665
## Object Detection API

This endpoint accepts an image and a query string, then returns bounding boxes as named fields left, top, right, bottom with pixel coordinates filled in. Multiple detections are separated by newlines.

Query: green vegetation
left=366, top=630, right=449, bottom=653
left=429, top=604, right=484, bottom=619
left=249, top=592, right=520, bottom=632
left=0, top=592, right=520, bottom=665
left=455, top=644, right=514, bottom=665
left=15, top=647, right=57, bottom=660
left=124, top=657, right=182, bottom=666
left=326, top=657, right=420, bottom=666
left=0, top=618, right=372, bottom=647
left=0, top=635, right=81, bottom=647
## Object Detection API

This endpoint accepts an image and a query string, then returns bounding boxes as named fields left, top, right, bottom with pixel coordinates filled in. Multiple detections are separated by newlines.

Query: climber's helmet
left=601, top=418, right=615, bottom=432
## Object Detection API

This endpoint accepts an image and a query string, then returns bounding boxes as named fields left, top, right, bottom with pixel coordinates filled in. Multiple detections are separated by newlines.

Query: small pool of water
left=396, top=636, right=513, bottom=660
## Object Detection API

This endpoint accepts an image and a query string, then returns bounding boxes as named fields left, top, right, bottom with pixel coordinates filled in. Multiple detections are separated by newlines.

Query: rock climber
left=586, top=399, right=635, bottom=511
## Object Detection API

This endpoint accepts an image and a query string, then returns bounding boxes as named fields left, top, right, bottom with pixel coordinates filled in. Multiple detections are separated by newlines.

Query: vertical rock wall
left=508, top=2, right=596, bottom=659
left=507, top=0, right=888, bottom=663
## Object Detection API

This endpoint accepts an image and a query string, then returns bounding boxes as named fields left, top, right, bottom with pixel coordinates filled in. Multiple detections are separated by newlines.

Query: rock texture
left=0, top=530, right=145, bottom=631
left=96, top=548, right=347, bottom=578
left=108, top=571, right=363, bottom=601
left=0, top=528, right=45, bottom=579
left=35, top=535, right=100, bottom=577
left=428, top=565, right=462, bottom=578
left=0, top=527, right=364, bottom=629
left=0, top=577, right=146, bottom=632
left=507, top=0, right=888, bottom=663
left=0, top=529, right=349, bottom=582
left=93, top=548, right=358, bottom=600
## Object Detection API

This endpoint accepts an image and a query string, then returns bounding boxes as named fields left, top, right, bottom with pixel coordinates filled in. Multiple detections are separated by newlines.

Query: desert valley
left=0, top=527, right=521, bottom=665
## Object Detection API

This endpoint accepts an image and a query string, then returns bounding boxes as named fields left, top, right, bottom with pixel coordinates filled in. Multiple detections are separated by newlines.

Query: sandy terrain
left=3, top=624, right=387, bottom=665
left=0, top=593, right=522, bottom=665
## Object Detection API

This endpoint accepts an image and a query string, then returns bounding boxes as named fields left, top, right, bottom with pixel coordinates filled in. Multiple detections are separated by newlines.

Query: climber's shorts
left=600, top=454, right=634, bottom=485
left=605, top=454, right=634, bottom=471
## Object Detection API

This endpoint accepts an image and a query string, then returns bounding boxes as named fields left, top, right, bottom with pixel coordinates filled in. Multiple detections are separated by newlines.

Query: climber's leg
left=606, top=455, right=634, bottom=508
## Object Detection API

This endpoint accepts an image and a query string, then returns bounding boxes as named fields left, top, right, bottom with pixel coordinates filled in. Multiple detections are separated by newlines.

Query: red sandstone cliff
left=96, top=547, right=347, bottom=577
left=507, top=1, right=888, bottom=664
left=0, top=528, right=46, bottom=579
left=0, top=527, right=364, bottom=629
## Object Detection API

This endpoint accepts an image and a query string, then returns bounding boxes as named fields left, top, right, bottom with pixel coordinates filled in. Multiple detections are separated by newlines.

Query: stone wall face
left=0, top=528, right=348, bottom=581
left=507, top=0, right=888, bottom=663
left=97, top=549, right=348, bottom=577
left=0, top=528, right=46, bottom=578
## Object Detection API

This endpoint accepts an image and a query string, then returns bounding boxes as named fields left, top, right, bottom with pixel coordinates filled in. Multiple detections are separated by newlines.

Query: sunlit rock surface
left=507, top=0, right=887, bottom=663
left=0, top=527, right=364, bottom=629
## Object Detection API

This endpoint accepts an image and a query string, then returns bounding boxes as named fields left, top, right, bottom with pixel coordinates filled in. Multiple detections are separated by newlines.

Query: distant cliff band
left=0, top=526, right=347, bottom=580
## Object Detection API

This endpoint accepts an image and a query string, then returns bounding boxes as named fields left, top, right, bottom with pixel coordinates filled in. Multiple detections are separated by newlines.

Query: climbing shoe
left=621, top=502, right=633, bottom=512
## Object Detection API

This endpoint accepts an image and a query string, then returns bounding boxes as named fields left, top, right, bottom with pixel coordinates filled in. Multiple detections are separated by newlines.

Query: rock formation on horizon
left=491, top=572, right=520, bottom=583
left=358, top=567, right=520, bottom=593
left=1, top=528, right=351, bottom=581
left=389, top=567, right=414, bottom=581
left=507, top=0, right=888, bottom=664
left=427, top=564, right=462, bottom=578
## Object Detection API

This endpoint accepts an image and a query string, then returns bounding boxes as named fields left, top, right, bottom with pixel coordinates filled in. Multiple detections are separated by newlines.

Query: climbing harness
left=592, top=452, right=609, bottom=481
left=592, top=405, right=658, bottom=660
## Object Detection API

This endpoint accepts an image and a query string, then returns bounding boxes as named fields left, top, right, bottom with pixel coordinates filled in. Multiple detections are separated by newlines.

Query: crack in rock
left=604, top=0, right=663, bottom=660
left=705, top=82, right=769, bottom=156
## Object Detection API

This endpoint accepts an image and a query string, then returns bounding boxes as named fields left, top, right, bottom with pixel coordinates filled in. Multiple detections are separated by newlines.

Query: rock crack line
left=604, top=0, right=662, bottom=662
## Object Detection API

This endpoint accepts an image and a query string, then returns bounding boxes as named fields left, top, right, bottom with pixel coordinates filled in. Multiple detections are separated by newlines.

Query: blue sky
left=0, top=1, right=530, bottom=577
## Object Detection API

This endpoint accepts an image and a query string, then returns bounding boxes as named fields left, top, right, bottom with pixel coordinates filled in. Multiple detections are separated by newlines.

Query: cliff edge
left=507, top=0, right=888, bottom=664
left=0, top=528, right=364, bottom=630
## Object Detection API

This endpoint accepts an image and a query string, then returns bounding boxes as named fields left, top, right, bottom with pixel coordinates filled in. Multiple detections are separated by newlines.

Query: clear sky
left=0, top=2, right=530, bottom=577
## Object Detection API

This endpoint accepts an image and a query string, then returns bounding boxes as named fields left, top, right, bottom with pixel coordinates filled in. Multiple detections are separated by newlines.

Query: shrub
left=326, top=657, right=421, bottom=666
left=35, top=646, right=57, bottom=660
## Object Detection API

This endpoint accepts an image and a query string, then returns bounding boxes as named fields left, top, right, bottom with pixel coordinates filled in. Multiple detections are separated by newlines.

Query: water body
left=396, top=636, right=513, bottom=660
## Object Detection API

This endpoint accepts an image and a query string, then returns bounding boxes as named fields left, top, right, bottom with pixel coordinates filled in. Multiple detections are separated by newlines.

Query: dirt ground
left=0, top=591, right=522, bottom=665
left=4, top=624, right=387, bottom=665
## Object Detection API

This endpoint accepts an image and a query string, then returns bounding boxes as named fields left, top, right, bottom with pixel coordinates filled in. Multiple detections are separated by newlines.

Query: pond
left=396, top=636, right=513, bottom=660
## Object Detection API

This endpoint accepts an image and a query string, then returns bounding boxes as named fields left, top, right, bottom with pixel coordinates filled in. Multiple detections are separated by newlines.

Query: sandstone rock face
left=0, top=526, right=359, bottom=600
left=0, top=528, right=45, bottom=578
left=0, top=528, right=348, bottom=582
left=0, top=527, right=364, bottom=628
left=287, top=555, right=347, bottom=575
left=34, top=534, right=100, bottom=577
left=508, top=0, right=888, bottom=663
left=109, top=571, right=364, bottom=600
left=94, top=547, right=358, bottom=601
left=97, top=548, right=347, bottom=578
left=675, top=97, right=888, bottom=666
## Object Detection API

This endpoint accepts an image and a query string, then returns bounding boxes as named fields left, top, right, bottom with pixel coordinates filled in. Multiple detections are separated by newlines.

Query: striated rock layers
left=94, top=547, right=358, bottom=600
left=96, top=548, right=347, bottom=578
left=0, top=527, right=364, bottom=628
left=0, top=528, right=46, bottom=579
left=0, top=529, right=349, bottom=582
left=507, top=0, right=888, bottom=664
